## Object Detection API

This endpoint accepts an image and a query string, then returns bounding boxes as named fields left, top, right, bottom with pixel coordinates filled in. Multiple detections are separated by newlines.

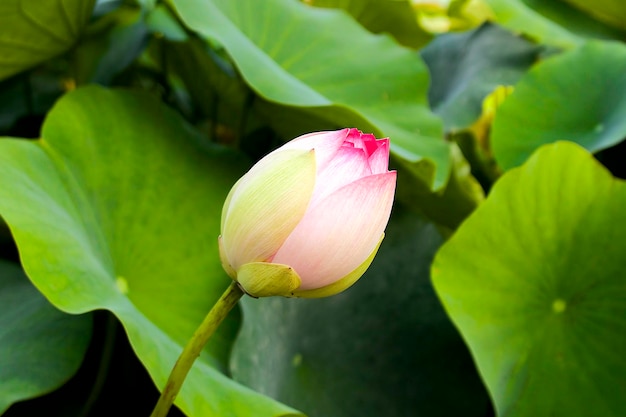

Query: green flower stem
left=149, top=281, right=245, bottom=417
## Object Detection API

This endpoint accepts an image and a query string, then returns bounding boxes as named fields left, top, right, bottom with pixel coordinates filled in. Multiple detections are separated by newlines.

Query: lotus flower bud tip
left=219, top=128, right=396, bottom=298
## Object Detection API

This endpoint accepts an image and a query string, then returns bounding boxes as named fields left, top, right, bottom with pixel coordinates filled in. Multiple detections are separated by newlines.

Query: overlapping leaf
left=0, top=0, right=95, bottom=80
left=72, top=5, right=150, bottom=85
left=169, top=0, right=450, bottom=190
left=304, top=0, right=431, bottom=48
left=561, top=0, right=626, bottom=30
left=0, top=86, right=301, bottom=417
left=422, top=23, right=542, bottom=131
left=492, top=41, right=626, bottom=170
left=432, top=141, right=626, bottom=417
left=484, top=0, right=624, bottom=48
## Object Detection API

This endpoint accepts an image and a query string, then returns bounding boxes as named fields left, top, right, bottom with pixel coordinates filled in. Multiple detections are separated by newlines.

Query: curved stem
left=149, top=281, right=244, bottom=417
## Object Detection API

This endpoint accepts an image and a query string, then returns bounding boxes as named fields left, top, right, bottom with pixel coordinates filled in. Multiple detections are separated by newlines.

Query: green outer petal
left=220, top=178, right=239, bottom=232
left=218, top=236, right=236, bottom=278
left=292, top=234, right=384, bottom=298
left=222, top=149, right=316, bottom=269
left=237, top=262, right=302, bottom=298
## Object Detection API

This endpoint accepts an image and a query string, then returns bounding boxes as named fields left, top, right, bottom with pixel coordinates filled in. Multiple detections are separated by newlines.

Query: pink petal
left=345, top=134, right=365, bottom=151
left=272, top=171, right=397, bottom=289
left=346, top=128, right=375, bottom=143
left=310, top=145, right=371, bottom=206
left=367, top=139, right=390, bottom=174
left=362, top=135, right=381, bottom=157
left=346, top=129, right=379, bottom=157
left=280, top=129, right=349, bottom=172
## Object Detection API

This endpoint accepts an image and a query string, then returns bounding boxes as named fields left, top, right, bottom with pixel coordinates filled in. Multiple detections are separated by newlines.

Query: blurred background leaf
left=0, top=57, right=72, bottom=139
left=301, top=0, right=432, bottom=48
left=483, top=0, right=625, bottom=48
left=422, top=22, right=542, bottom=132
left=560, top=0, right=626, bottom=30
left=231, top=205, right=492, bottom=417
left=492, top=41, right=626, bottom=170
left=0, top=0, right=95, bottom=81
left=0, top=260, right=92, bottom=414
left=71, top=4, right=149, bottom=85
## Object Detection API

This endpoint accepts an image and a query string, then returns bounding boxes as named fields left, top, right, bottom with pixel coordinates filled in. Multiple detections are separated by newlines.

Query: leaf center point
left=116, top=276, right=129, bottom=295
left=552, top=298, right=567, bottom=314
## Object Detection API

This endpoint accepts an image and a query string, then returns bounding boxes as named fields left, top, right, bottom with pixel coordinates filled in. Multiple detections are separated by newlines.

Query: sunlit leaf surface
left=433, top=141, right=626, bottom=417
left=0, top=86, right=301, bottom=417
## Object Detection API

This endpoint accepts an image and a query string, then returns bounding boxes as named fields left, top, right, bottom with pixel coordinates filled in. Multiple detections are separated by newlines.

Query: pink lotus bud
left=218, top=128, right=396, bottom=298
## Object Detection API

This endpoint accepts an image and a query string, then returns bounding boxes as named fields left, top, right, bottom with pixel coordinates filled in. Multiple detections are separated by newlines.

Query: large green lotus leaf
left=492, top=41, right=626, bottom=170
left=0, top=260, right=91, bottom=414
left=422, top=23, right=542, bottom=131
left=302, top=0, right=431, bottom=49
left=432, top=141, right=626, bottom=417
left=561, top=0, right=626, bottom=30
left=169, top=0, right=450, bottom=190
left=484, top=0, right=624, bottom=48
left=0, top=86, right=301, bottom=417
left=230, top=205, right=491, bottom=417
left=0, top=0, right=95, bottom=80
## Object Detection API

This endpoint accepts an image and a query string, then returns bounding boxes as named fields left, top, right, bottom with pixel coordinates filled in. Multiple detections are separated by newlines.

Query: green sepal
left=237, top=262, right=302, bottom=298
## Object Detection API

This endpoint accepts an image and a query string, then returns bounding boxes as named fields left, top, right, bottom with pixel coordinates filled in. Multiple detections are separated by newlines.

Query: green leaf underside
left=0, top=0, right=95, bottom=81
left=304, top=0, right=431, bottom=49
left=561, top=0, right=626, bottom=30
left=0, top=86, right=300, bottom=417
left=422, top=23, right=542, bottom=131
left=492, top=41, right=626, bottom=170
left=484, top=0, right=625, bottom=48
left=0, top=260, right=92, bottom=414
left=72, top=6, right=150, bottom=85
left=231, top=206, right=491, bottom=417
left=432, top=141, right=626, bottom=417
left=170, top=0, right=451, bottom=190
